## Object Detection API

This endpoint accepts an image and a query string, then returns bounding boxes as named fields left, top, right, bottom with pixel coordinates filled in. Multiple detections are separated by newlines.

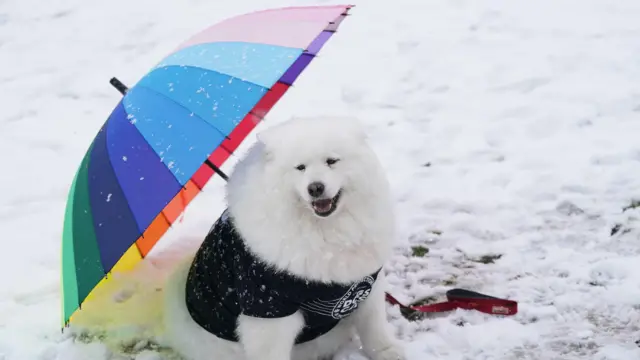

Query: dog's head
left=256, top=116, right=371, bottom=218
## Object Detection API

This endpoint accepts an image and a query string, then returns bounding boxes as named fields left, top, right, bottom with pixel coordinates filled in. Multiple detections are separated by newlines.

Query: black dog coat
left=185, top=209, right=380, bottom=344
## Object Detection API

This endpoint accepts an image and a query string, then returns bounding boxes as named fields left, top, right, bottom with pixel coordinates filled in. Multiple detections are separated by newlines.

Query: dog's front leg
left=353, top=273, right=406, bottom=360
left=237, top=311, right=305, bottom=360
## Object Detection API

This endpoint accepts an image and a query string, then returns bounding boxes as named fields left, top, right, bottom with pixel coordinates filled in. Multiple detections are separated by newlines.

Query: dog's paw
left=367, top=344, right=406, bottom=360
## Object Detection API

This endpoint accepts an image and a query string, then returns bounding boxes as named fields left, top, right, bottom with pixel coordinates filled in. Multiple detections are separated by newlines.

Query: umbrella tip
left=110, top=77, right=129, bottom=96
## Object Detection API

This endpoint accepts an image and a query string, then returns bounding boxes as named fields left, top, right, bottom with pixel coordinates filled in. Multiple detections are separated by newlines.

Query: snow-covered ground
left=2, top=0, right=640, bottom=359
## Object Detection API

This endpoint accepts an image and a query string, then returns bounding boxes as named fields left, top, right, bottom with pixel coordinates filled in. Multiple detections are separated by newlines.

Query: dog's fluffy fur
left=162, top=116, right=405, bottom=360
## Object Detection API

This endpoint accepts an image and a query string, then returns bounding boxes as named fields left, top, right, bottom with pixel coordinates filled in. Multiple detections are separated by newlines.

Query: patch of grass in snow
left=442, top=275, right=458, bottom=286
left=412, top=296, right=439, bottom=307
left=119, top=339, right=182, bottom=359
left=609, top=223, right=628, bottom=236
left=610, top=199, right=640, bottom=236
left=74, top=329, right=107, bottom=343
left=622, top=199, right=640, bottom=212
left=410, top=245, right=429, bottom=257
left=469, top=254, right=503, bottom=264
left=73, top=329, right=184, bottom=359
left=400, top=295, right=440, bottom=321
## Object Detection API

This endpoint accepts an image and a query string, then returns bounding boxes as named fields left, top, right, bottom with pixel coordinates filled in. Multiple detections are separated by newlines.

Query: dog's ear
left=340, top=116, right=368, bottom=143
left=256, top=126, right=278, bottom=149
left=256, top=126, right=281, bottom=162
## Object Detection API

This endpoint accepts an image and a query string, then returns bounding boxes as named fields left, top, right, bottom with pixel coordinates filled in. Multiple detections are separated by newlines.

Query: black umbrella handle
left=110, top=77, right=129, bottom=95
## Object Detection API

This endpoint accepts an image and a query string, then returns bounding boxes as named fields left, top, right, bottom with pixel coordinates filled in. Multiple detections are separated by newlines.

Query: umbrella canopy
left=61, top=4, right=354, bottom=327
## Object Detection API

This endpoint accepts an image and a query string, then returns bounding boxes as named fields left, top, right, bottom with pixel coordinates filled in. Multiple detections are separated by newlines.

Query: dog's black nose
left=307, top=182, right=325, bottom=198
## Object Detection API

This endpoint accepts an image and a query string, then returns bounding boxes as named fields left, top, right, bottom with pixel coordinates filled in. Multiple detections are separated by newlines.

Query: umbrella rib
left=131, top=80, right=273, bottom=183
left=109, top=78, right=236, bottom=182
left=161, top=208, right=174, bottom=227
left=249, top=110, right=265, bottom=120
left=136, top=83, right=233, bottom=141
left=154, top=55, right=296, bottom=91
left=100, top=122, right=147, bottom=272
left=204, top=158, right=229, bottom=181
left=141, top=63, right=280, bottom=138
left=134, top=241, right=144, bottom=258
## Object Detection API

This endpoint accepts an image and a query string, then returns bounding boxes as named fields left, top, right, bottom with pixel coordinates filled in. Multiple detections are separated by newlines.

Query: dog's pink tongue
left=313, top=199, right=332, bottom=212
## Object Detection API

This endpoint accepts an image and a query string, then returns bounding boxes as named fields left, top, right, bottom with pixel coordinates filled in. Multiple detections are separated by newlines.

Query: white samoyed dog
left=162, top=116, right=405, bottom=360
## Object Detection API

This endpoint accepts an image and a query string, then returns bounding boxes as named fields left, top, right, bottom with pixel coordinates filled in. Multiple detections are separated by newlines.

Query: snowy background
left=2, top=0, right=640, bottom=359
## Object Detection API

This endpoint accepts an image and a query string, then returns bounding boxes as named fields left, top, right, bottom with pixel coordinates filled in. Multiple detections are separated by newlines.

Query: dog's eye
left=326, top=158, right=340, bottom=166
left=295, top=164, right=306, bottom=171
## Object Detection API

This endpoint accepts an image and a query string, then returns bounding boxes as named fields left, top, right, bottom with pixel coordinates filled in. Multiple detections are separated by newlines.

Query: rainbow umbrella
left=61, top=4, right=354, bottom=327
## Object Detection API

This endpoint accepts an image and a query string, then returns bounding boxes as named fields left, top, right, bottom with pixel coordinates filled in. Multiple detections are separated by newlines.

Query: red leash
left=385, top=288, right=518, bottom=316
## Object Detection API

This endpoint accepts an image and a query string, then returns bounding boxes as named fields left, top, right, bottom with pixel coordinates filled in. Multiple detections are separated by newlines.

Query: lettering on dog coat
left=185, top=209, right=380, bottom=344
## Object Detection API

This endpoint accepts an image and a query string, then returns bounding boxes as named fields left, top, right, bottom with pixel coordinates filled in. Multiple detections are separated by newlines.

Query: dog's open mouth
left=311, top=190, right=342, bottom=217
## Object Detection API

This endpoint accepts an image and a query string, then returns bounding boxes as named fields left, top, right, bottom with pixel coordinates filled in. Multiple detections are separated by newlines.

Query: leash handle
left=385, top=289, right=518, bottom=316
